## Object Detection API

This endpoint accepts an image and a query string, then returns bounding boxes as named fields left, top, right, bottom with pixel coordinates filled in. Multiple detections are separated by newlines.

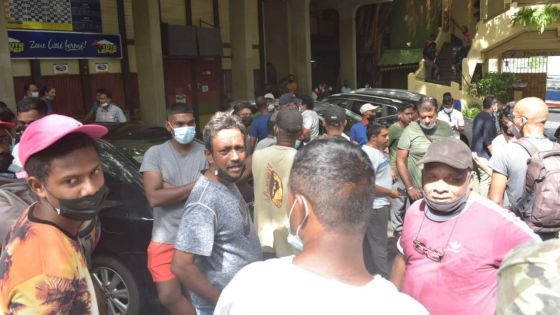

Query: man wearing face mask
left=172, top=112, right=261, bottom=315
left=21, top=82, right=39, bottom=101
left=0, top=120, right=16, bottom=177
left=252, top=109, right=302, bottom=258
left=233, top=102, right=254, bottom=130
left=140, top=103, right=207, bottom=315
left=94, top=91, right=127, bottom=123
left=0, top=114, right=108, bottom=314
left=350, top=103, right=378, bottom=146
left=437, top=93, right=465, bottom=140
left=10, top=97, right=49, bottom=171
left=488, top=97, right=556, bottom=240
left=397, top=98, right=453, bottom=202
left=214, top=138, right=428, bottom=315
left=390, top=137, right=539, bottom=315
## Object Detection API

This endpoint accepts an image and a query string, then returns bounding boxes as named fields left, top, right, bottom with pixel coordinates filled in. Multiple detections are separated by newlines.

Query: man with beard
left=11, top=97, right=49, bottom=170
left=0, top=114, right=108, bottom=314
left=172, top=113, right=262, bottom=315
left=488, top=97, right=557, bottom=240
left=140, top=103, right=207, bottom=315
left=350, top=103, right=378, bottom=146
left=390, top=137, right=539, bottom=315
left=396, top=98, right=452, bottom=202
left=252, top=109, right=302, bottom=258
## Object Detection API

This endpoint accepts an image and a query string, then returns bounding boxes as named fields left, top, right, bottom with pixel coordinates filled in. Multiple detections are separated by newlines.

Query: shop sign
left=7, top=30, right=122, bottom=59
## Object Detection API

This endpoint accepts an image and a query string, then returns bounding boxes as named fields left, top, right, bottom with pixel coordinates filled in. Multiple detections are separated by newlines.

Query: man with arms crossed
left=140, top=103, right=207, bottom=315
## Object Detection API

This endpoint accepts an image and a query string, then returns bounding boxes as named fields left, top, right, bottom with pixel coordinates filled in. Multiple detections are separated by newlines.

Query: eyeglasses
left=413, top=214, right=459, bottom=262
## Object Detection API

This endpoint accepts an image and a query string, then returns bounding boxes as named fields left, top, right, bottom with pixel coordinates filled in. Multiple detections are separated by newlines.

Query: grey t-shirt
left=140, top=141, right=208, bottom=244
left=175, top=175, right=262, bottom=308
left=488, top=137, right=554, bottom=210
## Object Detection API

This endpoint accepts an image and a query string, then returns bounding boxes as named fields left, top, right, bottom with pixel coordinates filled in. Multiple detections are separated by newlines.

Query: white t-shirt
left=302, top=110, right=320, bottom=142
left=362, top=145, right=392, bottom=208
left=214, top=256, right=428, bottom=315
left=438, top=109, right=464, bottom=139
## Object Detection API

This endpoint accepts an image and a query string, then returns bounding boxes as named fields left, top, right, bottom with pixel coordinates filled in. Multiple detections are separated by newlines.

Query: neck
left=522, top=124, right=545, bottom=138
left=276, top=134, right=296, bottom=147
left=33, top=200, right=83, bottom=237
left=260, top=108, right=269, bottom=115
left=366, top=142, right=383, bottom=150
left=293, top=232, right=373, bottom=285
left=204, top=167, right=230, bottom=186
left=170, top=139, right=193, bottom=154
left=398, top=120, right=408, bottom=128
left=483, top=108, right=493, bottom=113
left=326, top=128, right=343, bottom=136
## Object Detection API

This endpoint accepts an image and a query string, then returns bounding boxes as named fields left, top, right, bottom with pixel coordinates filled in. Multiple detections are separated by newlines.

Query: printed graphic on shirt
left=265, top=164, right=283, bottom=208
left=0, top=208, right=98, bottom=314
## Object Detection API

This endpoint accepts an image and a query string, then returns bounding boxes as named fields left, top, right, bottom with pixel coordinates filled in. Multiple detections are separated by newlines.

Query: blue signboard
left=7, top=30, right=122, bottom=59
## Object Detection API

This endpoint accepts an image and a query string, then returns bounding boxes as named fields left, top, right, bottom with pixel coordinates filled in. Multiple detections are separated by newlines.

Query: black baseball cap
left=324, top=106, right=346, bottom=126
left=418, top=137, right=473, bottom=170
left=276, top=109, right=302, bottom=133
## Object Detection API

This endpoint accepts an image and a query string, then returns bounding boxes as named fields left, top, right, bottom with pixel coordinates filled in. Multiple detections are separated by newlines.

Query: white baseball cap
left=264, top=93, right=275, bottom=100
left=359, top=103, right=378, bottom=114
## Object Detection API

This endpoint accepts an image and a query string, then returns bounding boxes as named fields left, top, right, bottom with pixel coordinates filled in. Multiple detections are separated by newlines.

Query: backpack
left=515, top=138, right=560, bottom=233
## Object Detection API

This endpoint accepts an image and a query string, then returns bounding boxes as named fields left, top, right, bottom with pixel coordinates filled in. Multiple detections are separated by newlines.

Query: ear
left=204, top=148, right=214, bottom=166
left=27, top=177, right=47, bottom=199
left=165, top=121, right=173, bottom=134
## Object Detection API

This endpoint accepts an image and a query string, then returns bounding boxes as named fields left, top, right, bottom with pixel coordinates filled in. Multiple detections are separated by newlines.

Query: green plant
left=511, top=4, right=560, bottom=33
left=463, top=103, right=482, bottom=119
left=467, top=73, right=518, bottom=104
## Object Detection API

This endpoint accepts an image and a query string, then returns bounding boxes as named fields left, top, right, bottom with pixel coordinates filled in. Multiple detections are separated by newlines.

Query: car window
left=97, top=140, right=142, bottom=187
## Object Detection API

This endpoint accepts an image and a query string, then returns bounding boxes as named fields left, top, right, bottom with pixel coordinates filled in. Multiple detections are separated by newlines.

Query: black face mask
left=214, top=164, right=245, bottom=184
left=241, top=116, right=253, bottom=128
left=0, top=153, right=13, bottom=173
left=510, top=123, right=523, bottom=139
left=49, top=186, right=109, bottom=221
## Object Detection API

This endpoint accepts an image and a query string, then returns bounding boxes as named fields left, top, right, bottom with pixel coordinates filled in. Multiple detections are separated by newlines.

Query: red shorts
left=147, top=242, right=176, bottom=283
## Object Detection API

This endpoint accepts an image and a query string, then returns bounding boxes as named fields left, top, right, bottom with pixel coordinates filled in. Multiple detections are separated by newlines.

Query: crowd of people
left=0, top=80, right=559, bottom=315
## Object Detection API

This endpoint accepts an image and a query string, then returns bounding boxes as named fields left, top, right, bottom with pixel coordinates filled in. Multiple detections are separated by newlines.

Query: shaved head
left=514, top=97, right=548, bottom=123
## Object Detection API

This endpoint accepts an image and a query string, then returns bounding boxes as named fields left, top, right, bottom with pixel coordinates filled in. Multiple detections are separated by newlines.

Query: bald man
left=488, top=97, right=556, bottom=239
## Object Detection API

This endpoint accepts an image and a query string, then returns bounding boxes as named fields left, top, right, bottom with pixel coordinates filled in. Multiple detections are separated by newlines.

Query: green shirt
left=388, top=122, right=406, bottom=170
left=397, top=121, right=453, bottom=189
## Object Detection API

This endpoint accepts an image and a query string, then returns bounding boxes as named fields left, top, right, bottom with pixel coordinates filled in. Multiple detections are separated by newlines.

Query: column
left=132, top=0, right=166, bottom=125
left=0, top=13, right=16, bottom=109
left=230, top=0, right=255, bottom=100
left=288, top=0, right=312, bottom=95
left=338, top=5, right=358, bottom=90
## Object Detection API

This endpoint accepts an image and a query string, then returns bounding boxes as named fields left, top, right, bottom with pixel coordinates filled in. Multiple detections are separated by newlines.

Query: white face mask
left=286, top=196, right=309, bottom=252
left=420, top=121, right=436, bottom=130
left=31, top=91, right=39, bottom=98
left=443, top=107, right=453, bottom=114
left=101, top=102, right=110, bottom=108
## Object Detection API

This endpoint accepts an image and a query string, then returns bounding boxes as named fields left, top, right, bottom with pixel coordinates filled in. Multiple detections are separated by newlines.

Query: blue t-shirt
left=350, top=121, right=368, bottom=146
left=249, top=114, right=271, bottom=141
left=471, top=111, right=497, bottom=159
left=453, top=99, right=462, bottom=111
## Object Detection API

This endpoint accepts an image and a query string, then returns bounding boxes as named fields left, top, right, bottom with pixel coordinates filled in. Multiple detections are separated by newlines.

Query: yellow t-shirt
left=0, top=206, right=99, bottom=314
left=252, top=145, right=297, bottom=257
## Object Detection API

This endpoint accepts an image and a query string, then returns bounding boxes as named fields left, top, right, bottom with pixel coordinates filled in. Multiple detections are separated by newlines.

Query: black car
left=314, top=88, right=427, bottom=137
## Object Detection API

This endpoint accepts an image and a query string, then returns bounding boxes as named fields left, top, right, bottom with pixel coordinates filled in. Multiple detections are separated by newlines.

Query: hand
left=407, top=187, right=423, bottom=201
left=390, top=190, right=402, bottom=199
left=391, top=168, right=398, bottom=183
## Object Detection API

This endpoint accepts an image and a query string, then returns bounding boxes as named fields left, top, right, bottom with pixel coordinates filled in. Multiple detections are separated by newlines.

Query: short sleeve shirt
left=140, top=141, right=208, bottom=243
left=252, top=145, right=297, bottom=256
left=488, top=138, right=553, bottom=211
left=350, top=121, right=368, bottom=146
left=397, top=121, right=453, bottom=189
left=0, top=206, right=99, bottom=314
left=302, top=110, right=320, bottom=141
left=175, top=175, right=262, bottom=308
left=471, top=111, right=497, bottom=159
left=362, top=145, right=392, bottom=208
left=400, top=194, right=539, bottom=315
left=437, top=109, right=465, bottom=139
left=95, top=104, right=127, bottom=123
left=388, top=122, right=405, bottom=169
left=249, top=114, right=271, bottom=141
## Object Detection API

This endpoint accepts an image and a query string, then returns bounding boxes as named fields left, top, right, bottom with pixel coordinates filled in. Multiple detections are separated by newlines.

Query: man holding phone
left=362, top=123, right=403, bottom=277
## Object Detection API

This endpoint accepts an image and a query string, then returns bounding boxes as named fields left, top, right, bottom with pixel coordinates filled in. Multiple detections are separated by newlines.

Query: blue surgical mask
left=286, top=196, right=309, bottom=252
left=443, top=107, right=453, bottom=114
left=294, top=140, right=302, bottom=149
left=173, top=126, right=196, bottom=144
left=420, top=122, right=436, bottom=130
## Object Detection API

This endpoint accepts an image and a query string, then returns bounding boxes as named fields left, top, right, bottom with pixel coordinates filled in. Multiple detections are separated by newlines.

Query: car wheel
left=92, top=256, right=141, bottom=315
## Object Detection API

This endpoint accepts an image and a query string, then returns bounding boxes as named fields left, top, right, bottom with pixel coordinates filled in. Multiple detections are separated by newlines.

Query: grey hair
left=418, top=97, right=438, bottom=112
left=203, top=112, right=246, bottom=151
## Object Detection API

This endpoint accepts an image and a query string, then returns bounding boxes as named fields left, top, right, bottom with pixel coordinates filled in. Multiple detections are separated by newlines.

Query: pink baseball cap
left=19, top=114, right=108, bottom=171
